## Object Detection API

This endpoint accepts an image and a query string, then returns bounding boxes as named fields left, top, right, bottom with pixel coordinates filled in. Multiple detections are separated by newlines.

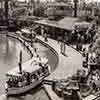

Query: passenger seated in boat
left=18, top=81, right=22, bottom=87
left=31, top=76, right=35, bottom=83
left=7, top=78, right=12, bottom=88
left=34, top=74, right=38, bottom=80
left=21, top=78, right=27, bottom=86
left=37, top=55, right=41, bottom=61
left=26, top=72, right=30, bottom=85
left=5, top=81, right=8, bottom=92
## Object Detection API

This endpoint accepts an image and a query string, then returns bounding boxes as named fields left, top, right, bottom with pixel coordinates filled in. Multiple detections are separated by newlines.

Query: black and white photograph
left=0, top=0, right=100, bottom=100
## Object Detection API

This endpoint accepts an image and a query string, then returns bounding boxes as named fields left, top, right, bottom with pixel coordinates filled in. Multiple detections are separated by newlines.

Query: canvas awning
left=7, top=59, right=40, bottom=76
left=34, top=17, right=90, bottom=31
left=34, top=19, right=59, bottom=28
left=58, top=17, right=81, bottom=30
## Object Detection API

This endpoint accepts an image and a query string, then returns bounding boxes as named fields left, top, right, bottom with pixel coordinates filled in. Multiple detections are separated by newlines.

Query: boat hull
left=6, top=79, right=43, bottom=96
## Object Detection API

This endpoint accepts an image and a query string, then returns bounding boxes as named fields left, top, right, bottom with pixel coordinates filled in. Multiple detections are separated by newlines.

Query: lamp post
left=73, top=0, right=78, bottom=17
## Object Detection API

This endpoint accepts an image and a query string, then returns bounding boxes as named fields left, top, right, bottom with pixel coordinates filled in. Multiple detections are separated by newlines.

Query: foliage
left=91, top=31, right=100, bottom=66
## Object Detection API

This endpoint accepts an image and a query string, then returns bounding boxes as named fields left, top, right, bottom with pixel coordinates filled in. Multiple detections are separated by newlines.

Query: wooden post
left=73, top=0, right=78, bottom=17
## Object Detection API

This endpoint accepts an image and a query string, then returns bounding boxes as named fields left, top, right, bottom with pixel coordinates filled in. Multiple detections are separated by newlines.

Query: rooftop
left=35, top=17, right=90, bottom=31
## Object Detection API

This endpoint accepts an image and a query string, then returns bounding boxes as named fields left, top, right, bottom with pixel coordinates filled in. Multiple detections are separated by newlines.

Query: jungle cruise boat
left=5, top=52, right=50, bottom=96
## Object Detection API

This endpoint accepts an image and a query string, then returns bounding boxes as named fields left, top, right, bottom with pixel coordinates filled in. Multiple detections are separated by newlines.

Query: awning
left=74, top=21, right=90, bottom=30
left=7, top=59, right=40, bottom=76
left=34, top=17, right=90, bottom=31
left=34, top=19, right=60, bottom=29
left=58, top=17, right=81, bottom=30
left=21, top=28, right=31, bottom=34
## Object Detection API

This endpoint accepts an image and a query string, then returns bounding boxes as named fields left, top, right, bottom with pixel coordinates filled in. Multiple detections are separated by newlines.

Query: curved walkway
left=37, top=36, right=83, bottom=80
left=37, top=35, right=83, bottom=100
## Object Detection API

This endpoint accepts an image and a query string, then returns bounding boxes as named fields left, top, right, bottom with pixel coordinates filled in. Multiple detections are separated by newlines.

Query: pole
left=5, top=0, right=9, bottom=27
left=19, top=50, right=22, bottom=74
left=73, top=0, right=78, bottom=17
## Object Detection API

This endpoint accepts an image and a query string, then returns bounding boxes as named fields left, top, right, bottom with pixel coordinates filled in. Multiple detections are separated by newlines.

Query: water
left=0, top=34, right=58, bottom=100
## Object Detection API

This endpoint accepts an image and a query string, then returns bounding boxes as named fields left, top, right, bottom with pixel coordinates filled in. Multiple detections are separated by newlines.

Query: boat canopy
left=6, top=59, right=41, bottom=76
left=32, top=57, right=48, bottom=65
left=21, top=28, right=31, bottom=34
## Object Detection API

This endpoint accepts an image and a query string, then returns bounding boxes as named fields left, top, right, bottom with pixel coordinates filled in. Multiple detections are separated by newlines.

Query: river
left=0, top=34, right=58, bottom=100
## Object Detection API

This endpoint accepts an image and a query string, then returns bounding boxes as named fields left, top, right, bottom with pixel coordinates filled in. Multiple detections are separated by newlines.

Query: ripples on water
left=0, top=34, right=57, bottom=100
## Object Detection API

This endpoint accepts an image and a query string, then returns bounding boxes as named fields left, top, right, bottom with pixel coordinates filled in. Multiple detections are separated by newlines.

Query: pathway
left=37, top=36, right=83, bottom=80
left=37, top=35, right=83, bottom=100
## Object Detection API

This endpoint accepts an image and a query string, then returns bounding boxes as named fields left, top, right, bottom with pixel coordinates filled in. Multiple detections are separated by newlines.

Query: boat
left=5, top=56, right=50, bottom=96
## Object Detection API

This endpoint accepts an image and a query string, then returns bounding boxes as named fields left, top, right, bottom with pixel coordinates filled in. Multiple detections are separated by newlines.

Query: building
left=45, top=2, right=73, bottom=20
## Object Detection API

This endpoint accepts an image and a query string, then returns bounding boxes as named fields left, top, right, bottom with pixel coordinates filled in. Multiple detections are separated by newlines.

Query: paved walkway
left=37, top=36, right=83, bottom=80
left=36, top=36, right=83, bottom=100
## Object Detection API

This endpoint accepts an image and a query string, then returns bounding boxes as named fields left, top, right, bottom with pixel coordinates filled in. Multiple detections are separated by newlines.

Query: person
left=34, top=31, right=36, bottom=40
left=5, top=81, right=8, bottom=92
left=26, top=72, right=30, bottom=85
left=57, top=35, right=61, bottom=43
left=71, top=30, right=75, bottom=44
left=81, top=35, right=84, bottom=50
left=65, top=32, right=69, bottom=45
left=34, top=47, right=37, bottom=53
left=60, top=40, right=64, bottom=54
left=63, top=39, right=66, bottom=55
left=41, top=26, right=44, bottom=37
left=44, top=29, right=48, bottom=42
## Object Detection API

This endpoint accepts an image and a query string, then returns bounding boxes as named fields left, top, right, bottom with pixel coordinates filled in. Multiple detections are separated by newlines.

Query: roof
left=58, top=17, right=81, bottom=30
left=21, top=28, right=31, bottom=34
left=7, top=57, right=48, bottom=76
left=34, top=17, right=90, bottom=31
left=35, top=19, right=59, bottom=28
left=7, top=59, right=41, bottom=76
left=74, top=21, right=90, bottom=29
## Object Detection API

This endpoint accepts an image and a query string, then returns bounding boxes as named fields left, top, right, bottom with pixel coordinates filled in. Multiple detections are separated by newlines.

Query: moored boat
left=5, top=57, right=50, bottom=96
